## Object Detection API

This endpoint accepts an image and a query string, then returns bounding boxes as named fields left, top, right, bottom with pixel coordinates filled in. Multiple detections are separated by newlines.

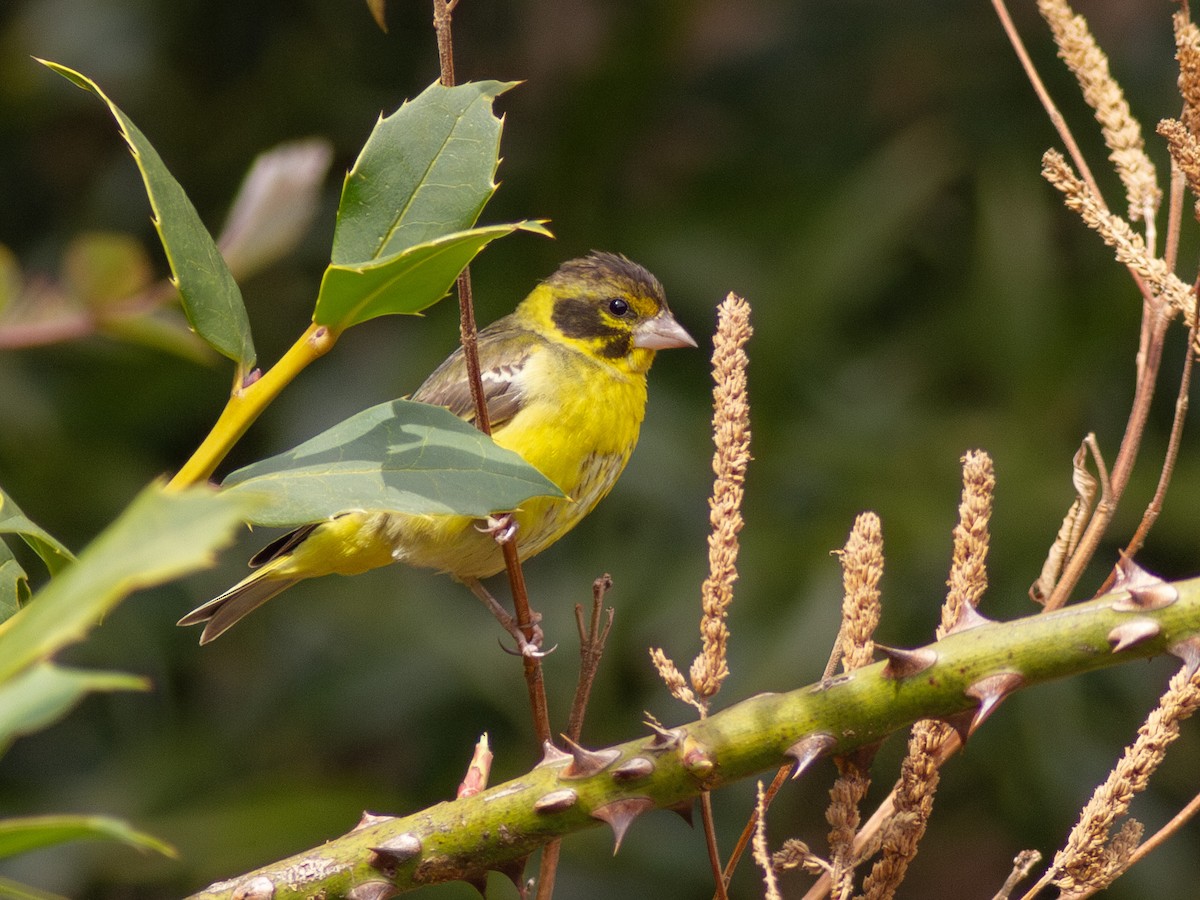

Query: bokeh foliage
left=1, top=1, right=1198, bottom=898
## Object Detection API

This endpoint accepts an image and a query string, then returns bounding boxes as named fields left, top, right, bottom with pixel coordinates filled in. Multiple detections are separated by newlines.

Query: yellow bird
left=179, top=252, right=696, bottom=644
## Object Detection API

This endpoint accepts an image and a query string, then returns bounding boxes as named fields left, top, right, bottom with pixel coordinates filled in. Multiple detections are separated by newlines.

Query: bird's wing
left=412, top=322, right=536, bottom=430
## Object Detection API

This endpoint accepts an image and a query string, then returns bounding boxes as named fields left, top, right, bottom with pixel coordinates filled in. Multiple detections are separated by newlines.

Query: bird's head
left=521, top=252, right=697, bottom=374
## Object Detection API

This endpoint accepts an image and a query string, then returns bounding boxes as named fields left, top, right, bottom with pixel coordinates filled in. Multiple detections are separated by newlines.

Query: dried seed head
left=1041, top=150, right=1193, bottom=319
left=940, top=451, right=995, bottom=637
left=1038, top=0, right=1161, bottom=223
left=690, top=293, right=753, bottom=703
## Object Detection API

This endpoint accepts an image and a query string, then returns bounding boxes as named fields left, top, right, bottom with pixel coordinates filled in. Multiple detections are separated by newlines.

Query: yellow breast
left=385, top=342, right=648, bottom=578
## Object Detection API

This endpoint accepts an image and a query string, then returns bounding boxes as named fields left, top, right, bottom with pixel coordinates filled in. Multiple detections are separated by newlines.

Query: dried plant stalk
left=651, top=293, right=751, bottom=719
left=826, top=761, right=870, bottom=900
left=774, top=839, right=832, bottom=877
left=1030, top=440, right=1097, bottom=604
left=832, top=512, right=884, bottom=673
left=1051, top=668, right=1200, bottom=894
left=1175, top=10, right=1200, bottom=138
left=753, top=782, right=783, bottom=900
left=1157, top=118, right=1200, bottom=220
left=689, top=292, right=753, bottom=704
left=820, top=514, right=884, bottom=896
left=940, top=450, right=994, bottom=635
left=1041, top=149, right=1194, bottom=319
left=649, top=647, right=698, bottom=711
left=1037, top=0, right=1161, bottom=226
left=859, top=453, right=994, bottom=900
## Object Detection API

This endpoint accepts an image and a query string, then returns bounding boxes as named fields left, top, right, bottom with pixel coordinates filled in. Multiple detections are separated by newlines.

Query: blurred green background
left=2, top=1, right=1198, bottom=897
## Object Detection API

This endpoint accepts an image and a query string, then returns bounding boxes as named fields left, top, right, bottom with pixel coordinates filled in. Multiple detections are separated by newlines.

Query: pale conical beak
left=633, top=310, right=698, bottom=350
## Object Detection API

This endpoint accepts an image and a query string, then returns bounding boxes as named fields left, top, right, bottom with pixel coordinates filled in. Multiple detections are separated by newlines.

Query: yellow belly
left=282, top=349, right=648, bottom=581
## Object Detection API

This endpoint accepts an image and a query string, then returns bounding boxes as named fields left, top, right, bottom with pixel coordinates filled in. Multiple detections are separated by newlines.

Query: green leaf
left=315, top=221, right=550, bottom=329
left=38, top=60, right=255, bottom=379
left=0, top=814, right=175, bottom=861
left=221, top=399, right=563, bottom=527
left=0, top=484, right=255, bottom=684
left=0, top=663, right=147, bottom=755
left=61, top=232, right=152, bottom=310
left=0, top=876, right=69, bottom=900
left=0, top=542, right=30, bottom=623
left=0, top=487, right=74, bottom=578
left=331, top=80, right=517, bottom=266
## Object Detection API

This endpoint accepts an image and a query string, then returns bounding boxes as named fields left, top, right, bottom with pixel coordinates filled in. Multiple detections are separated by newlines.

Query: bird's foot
left=499, top=612, right=554, bottom=659
left=476, top=513, right=518, bottom=544
left=463, top=576, right=553, bottom=658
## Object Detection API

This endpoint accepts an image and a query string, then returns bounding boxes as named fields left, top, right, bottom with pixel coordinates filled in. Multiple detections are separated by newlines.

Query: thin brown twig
left=719, top=763, right=792, bottom=893
left=430, top=0, right=553, bottom=891
left=992, top=0, right=1103, bottom=205
left=1121, top=788, right=1200, bottom=872
left=701, top=792, right=730, bottom=900
left=1164, top=149, right=1187, bottom=273
left=1119, top=287, right=1197, bottom=563
left=565, top=574, right=615, bottom=742
left=1044, top=306, right=1172, bottom=609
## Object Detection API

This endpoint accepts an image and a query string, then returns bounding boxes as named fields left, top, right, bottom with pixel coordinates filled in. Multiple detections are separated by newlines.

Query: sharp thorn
left=612, top=756, right=655, bottom=782
left=1107, top=618, right=1162, bottom=653
left=666, top=798, right=695, bottom=827
left=347, top=882, right=397, bottom=900
left=368, top=832, right=422, bottom=874
left=533, top=789, right=579, bottom=814
left=876, top=644, right=938, bottom=680
left=840, top=741, right=881, bottom=771
left=560, top=735, right=620, bottom=779
left=643, top=719, right=684, bottom=752
left=590, top=797, right=655, bottom=853
left=352, top=811, right=394, bottom=832
left=784, top=733, right=836, bottom=780
left=1111, top=555, right=1158, bottom=590
left=945, top=602, right=993, bottom=636
left=940, top=710, right=976, bottom=745
left=231, top=876, right=274, bottom=900
left=1169, top=635, right=1200, bottom=680
left=964, top=672, right=1024, bottom=737
left=494, top=855, right=530, bottom=891
left=1113, top=583, right=1179, bottom=612
left=536, top=741, right=573, bottom=768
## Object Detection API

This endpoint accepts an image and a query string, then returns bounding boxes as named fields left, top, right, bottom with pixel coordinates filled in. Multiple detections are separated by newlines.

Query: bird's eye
left=607, top=297, right=630, bottom=317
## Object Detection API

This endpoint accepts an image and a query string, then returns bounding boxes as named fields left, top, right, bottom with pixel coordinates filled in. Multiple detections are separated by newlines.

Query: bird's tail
left=177, top=567, right=301, bottom=645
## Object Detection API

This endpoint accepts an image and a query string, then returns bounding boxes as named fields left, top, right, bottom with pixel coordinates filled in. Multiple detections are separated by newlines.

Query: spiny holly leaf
left=38, top=60, right=255, bottom=380
left=221, top=399, right=563, bottom=526
left=314, top=222, right=550, bottom=329
left=0, top=484, right=255, bottom=684
left=331, top=80, right=517, bottom=266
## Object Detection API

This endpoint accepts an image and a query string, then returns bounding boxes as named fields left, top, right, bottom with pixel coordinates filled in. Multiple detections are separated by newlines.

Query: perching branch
left=188, top=572, right=1200, bottom=899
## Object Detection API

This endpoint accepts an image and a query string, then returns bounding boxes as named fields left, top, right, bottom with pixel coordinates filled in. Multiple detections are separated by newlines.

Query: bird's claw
left=477, top=514, right=518, bottom=544
left=496, top=611, right=549, bottom=657
left=500, top=637, right=557, bottom=659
